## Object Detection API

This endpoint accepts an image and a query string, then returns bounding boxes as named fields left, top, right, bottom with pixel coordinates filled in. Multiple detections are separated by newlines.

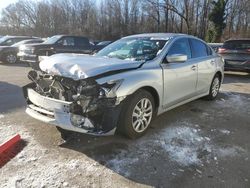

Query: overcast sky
left=0, top=0, right=19, bottom=10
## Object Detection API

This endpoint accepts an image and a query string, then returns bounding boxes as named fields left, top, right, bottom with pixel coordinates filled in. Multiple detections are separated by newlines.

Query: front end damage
left=23, top=70, right=126, bottom=135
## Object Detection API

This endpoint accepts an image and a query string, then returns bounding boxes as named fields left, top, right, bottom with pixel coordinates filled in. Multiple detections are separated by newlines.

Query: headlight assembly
left=100, top=79, right=123, bottom=98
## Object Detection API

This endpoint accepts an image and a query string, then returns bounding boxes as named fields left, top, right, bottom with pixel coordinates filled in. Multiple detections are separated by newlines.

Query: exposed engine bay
left=23, top=70, right=126, bottom=134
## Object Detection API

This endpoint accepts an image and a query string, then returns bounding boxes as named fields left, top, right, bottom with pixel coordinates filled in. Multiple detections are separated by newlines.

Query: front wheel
left=119, top=89, right=155, bottom=139
left=5, top=53, right=17, bottom=64
left=205, top=74, right=221, bottom=100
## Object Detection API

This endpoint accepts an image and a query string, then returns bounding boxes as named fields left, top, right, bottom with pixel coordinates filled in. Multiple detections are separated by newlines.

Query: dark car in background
left=93, top=41, right=113, bottom=52
left=0, top=36, right=36, bottom=46
left=218, top=39, right=250, bottom=73
left=18, top=35, right=95, bottom=69
left=0, top=39, right=44, bottom=64
left=208, top=43, right=223, bottom=53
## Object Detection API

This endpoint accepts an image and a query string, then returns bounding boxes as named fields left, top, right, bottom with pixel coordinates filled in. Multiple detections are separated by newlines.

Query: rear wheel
left=205, top=74, right=221, bottom=100
left=119, top=89, right=155, bottom=139
left=5, top=53, right=17, bottom=64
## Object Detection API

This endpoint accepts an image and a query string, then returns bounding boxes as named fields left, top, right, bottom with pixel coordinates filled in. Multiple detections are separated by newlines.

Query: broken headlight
left=100, top=79, right=124, bottom=98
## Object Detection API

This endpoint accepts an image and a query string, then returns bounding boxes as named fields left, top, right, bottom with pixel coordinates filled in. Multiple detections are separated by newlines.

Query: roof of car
left=4, top=36, right=36, bottom=38
left=52, top=35, right=88, bottom=38
left=225, top=38, right=250, bottom=42
left=123, top=33, right=188, bottom=39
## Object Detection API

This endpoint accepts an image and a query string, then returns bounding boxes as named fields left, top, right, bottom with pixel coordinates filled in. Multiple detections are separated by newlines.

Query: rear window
left=223, top=40, right=250, bottom=50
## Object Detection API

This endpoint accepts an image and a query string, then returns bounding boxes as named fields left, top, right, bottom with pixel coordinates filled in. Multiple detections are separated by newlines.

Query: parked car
left=208, top=43, right=223, bottom=53
left=218, top=39, right=250, bottom=73
left=18, top=35, right=94, bottom=69
left=23, top=33, right=224, bottom=139
left=0, top=36, right=36, bottom=46
left=0, top=39, right=44, bottom=64
left=93, top=41, right=113, bottom=52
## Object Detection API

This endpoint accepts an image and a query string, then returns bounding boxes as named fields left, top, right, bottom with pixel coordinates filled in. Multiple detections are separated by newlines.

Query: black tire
left=56, top=127, right=74, bottom=140
left=205, top=74, right=221, bottom=100
left=118, top=89, right=155, bottom=139
left=4, top=53, right=17, bottom=64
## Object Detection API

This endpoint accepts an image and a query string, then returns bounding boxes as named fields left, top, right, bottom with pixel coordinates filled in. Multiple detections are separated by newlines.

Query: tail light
left=218, top=48, right=227, bottom=53
left=246, top=49, right=250, bottom=52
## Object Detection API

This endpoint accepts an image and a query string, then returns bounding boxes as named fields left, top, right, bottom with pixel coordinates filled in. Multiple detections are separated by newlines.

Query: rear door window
left=190, top=39, right=208, bottom=58
left=75, top=37, right=90, bottom=47
left=58, top=37, right=75, bottom=46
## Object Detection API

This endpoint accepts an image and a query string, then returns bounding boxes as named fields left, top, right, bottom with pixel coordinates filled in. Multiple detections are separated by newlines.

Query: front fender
left=96, top=67, right=163, bottom=104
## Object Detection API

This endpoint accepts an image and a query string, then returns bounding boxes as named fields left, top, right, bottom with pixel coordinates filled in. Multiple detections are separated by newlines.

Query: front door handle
left=191, top=65, right=197, bottom=71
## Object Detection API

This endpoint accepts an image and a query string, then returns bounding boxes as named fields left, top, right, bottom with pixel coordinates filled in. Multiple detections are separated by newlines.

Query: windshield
left=223, top=40, right=250, bottom=50
left=96, top=37, right=168, bottom=61
left=43, top=35, right=62, bottom=44
left=0, top=36, right=9, bottom=44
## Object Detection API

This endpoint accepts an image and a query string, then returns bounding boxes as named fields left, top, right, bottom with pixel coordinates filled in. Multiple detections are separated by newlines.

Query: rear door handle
left=191, top=65, right=197, bottom=71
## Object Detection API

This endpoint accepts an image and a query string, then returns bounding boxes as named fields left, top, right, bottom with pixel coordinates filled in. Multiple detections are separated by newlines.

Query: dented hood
left=39, top=53, right=142, bottom=80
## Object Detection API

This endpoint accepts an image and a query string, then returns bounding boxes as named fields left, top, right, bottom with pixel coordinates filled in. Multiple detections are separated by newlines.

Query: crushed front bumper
left=23, top=86, right=119, bottom=136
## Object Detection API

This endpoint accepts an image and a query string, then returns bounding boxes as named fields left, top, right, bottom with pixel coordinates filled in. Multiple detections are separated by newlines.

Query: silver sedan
left=23, top=33, right=224, bottom=139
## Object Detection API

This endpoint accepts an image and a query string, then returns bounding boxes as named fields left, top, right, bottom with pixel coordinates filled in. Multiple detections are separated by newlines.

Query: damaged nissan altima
left=23, top=33, right=224, bottom=139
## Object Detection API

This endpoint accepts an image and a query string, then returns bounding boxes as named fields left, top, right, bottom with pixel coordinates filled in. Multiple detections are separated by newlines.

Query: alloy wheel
left=212, top=77, right=220, bottom=97
left=132, top=98, right=153, bottom=133
left=6, top=54, right=17, bottom=64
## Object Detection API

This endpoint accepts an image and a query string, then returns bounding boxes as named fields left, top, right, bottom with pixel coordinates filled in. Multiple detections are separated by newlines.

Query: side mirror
left=166, top=54, right=188, bottom=63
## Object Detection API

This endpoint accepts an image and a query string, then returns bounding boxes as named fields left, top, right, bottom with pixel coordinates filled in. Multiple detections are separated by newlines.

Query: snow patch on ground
left=107, top=152, right=139, bottom=177
left=159, top=125, right=207, bottom=166
left=0, top=114, right=4, bottom=119
left=158, top=122, right=245, bottom=166
left=217, top=92, right=245, bottom=108
left=106, top=121, right=246, bottom=171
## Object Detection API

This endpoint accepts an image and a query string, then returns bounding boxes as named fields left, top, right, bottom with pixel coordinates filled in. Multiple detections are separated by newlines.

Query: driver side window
left=168, top=38, right=191, bottom=59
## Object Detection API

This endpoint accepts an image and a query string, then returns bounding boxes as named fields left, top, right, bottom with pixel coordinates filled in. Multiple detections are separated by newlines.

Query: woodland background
left=0, top=0, right=249, bottom=42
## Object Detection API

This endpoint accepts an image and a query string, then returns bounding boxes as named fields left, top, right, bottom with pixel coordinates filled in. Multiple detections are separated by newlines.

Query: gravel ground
left=0, top=63, right=250, bottom=188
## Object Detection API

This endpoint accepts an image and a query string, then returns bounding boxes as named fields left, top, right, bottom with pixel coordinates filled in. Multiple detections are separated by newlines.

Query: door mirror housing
left=166, top=54, right=188, bottom=63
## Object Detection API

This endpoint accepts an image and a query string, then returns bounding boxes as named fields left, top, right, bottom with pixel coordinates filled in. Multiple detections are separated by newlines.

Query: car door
left=161, top=38, right=198, bottom=109
left=74, top=37, right=93, bottom=54
left=189, top=38, right=216, bottom=94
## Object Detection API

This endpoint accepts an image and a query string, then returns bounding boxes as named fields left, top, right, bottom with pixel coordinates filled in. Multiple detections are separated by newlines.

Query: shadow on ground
left=223, top=72, right=250, bottom=84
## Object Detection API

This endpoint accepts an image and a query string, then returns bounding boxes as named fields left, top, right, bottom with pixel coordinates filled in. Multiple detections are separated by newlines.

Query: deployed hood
left=39, top=53, right=142, bottom=80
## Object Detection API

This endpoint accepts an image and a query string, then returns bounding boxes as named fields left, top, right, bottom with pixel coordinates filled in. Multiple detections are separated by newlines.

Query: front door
left=161, top=38, right=198, bottom=109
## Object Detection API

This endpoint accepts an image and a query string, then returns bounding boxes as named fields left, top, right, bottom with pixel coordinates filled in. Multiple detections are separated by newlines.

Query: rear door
left=74, top=37, right=93, bottom=54
left=189, top=38, right=216, bottom=94
left=162, top=38, right=198, bottom=108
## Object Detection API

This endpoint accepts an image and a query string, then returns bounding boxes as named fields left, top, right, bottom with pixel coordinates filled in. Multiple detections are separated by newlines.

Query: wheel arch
left=134, top=86, right=160, bottom=110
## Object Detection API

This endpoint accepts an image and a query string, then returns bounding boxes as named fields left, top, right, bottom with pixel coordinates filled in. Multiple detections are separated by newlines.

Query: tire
left=4, top=53, right=17, bottom=64
left=56, top=127, right=74, bottom=140
left=119, top=89, right=155, bottom=139
left=205, top=74, right=221, bottom=100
